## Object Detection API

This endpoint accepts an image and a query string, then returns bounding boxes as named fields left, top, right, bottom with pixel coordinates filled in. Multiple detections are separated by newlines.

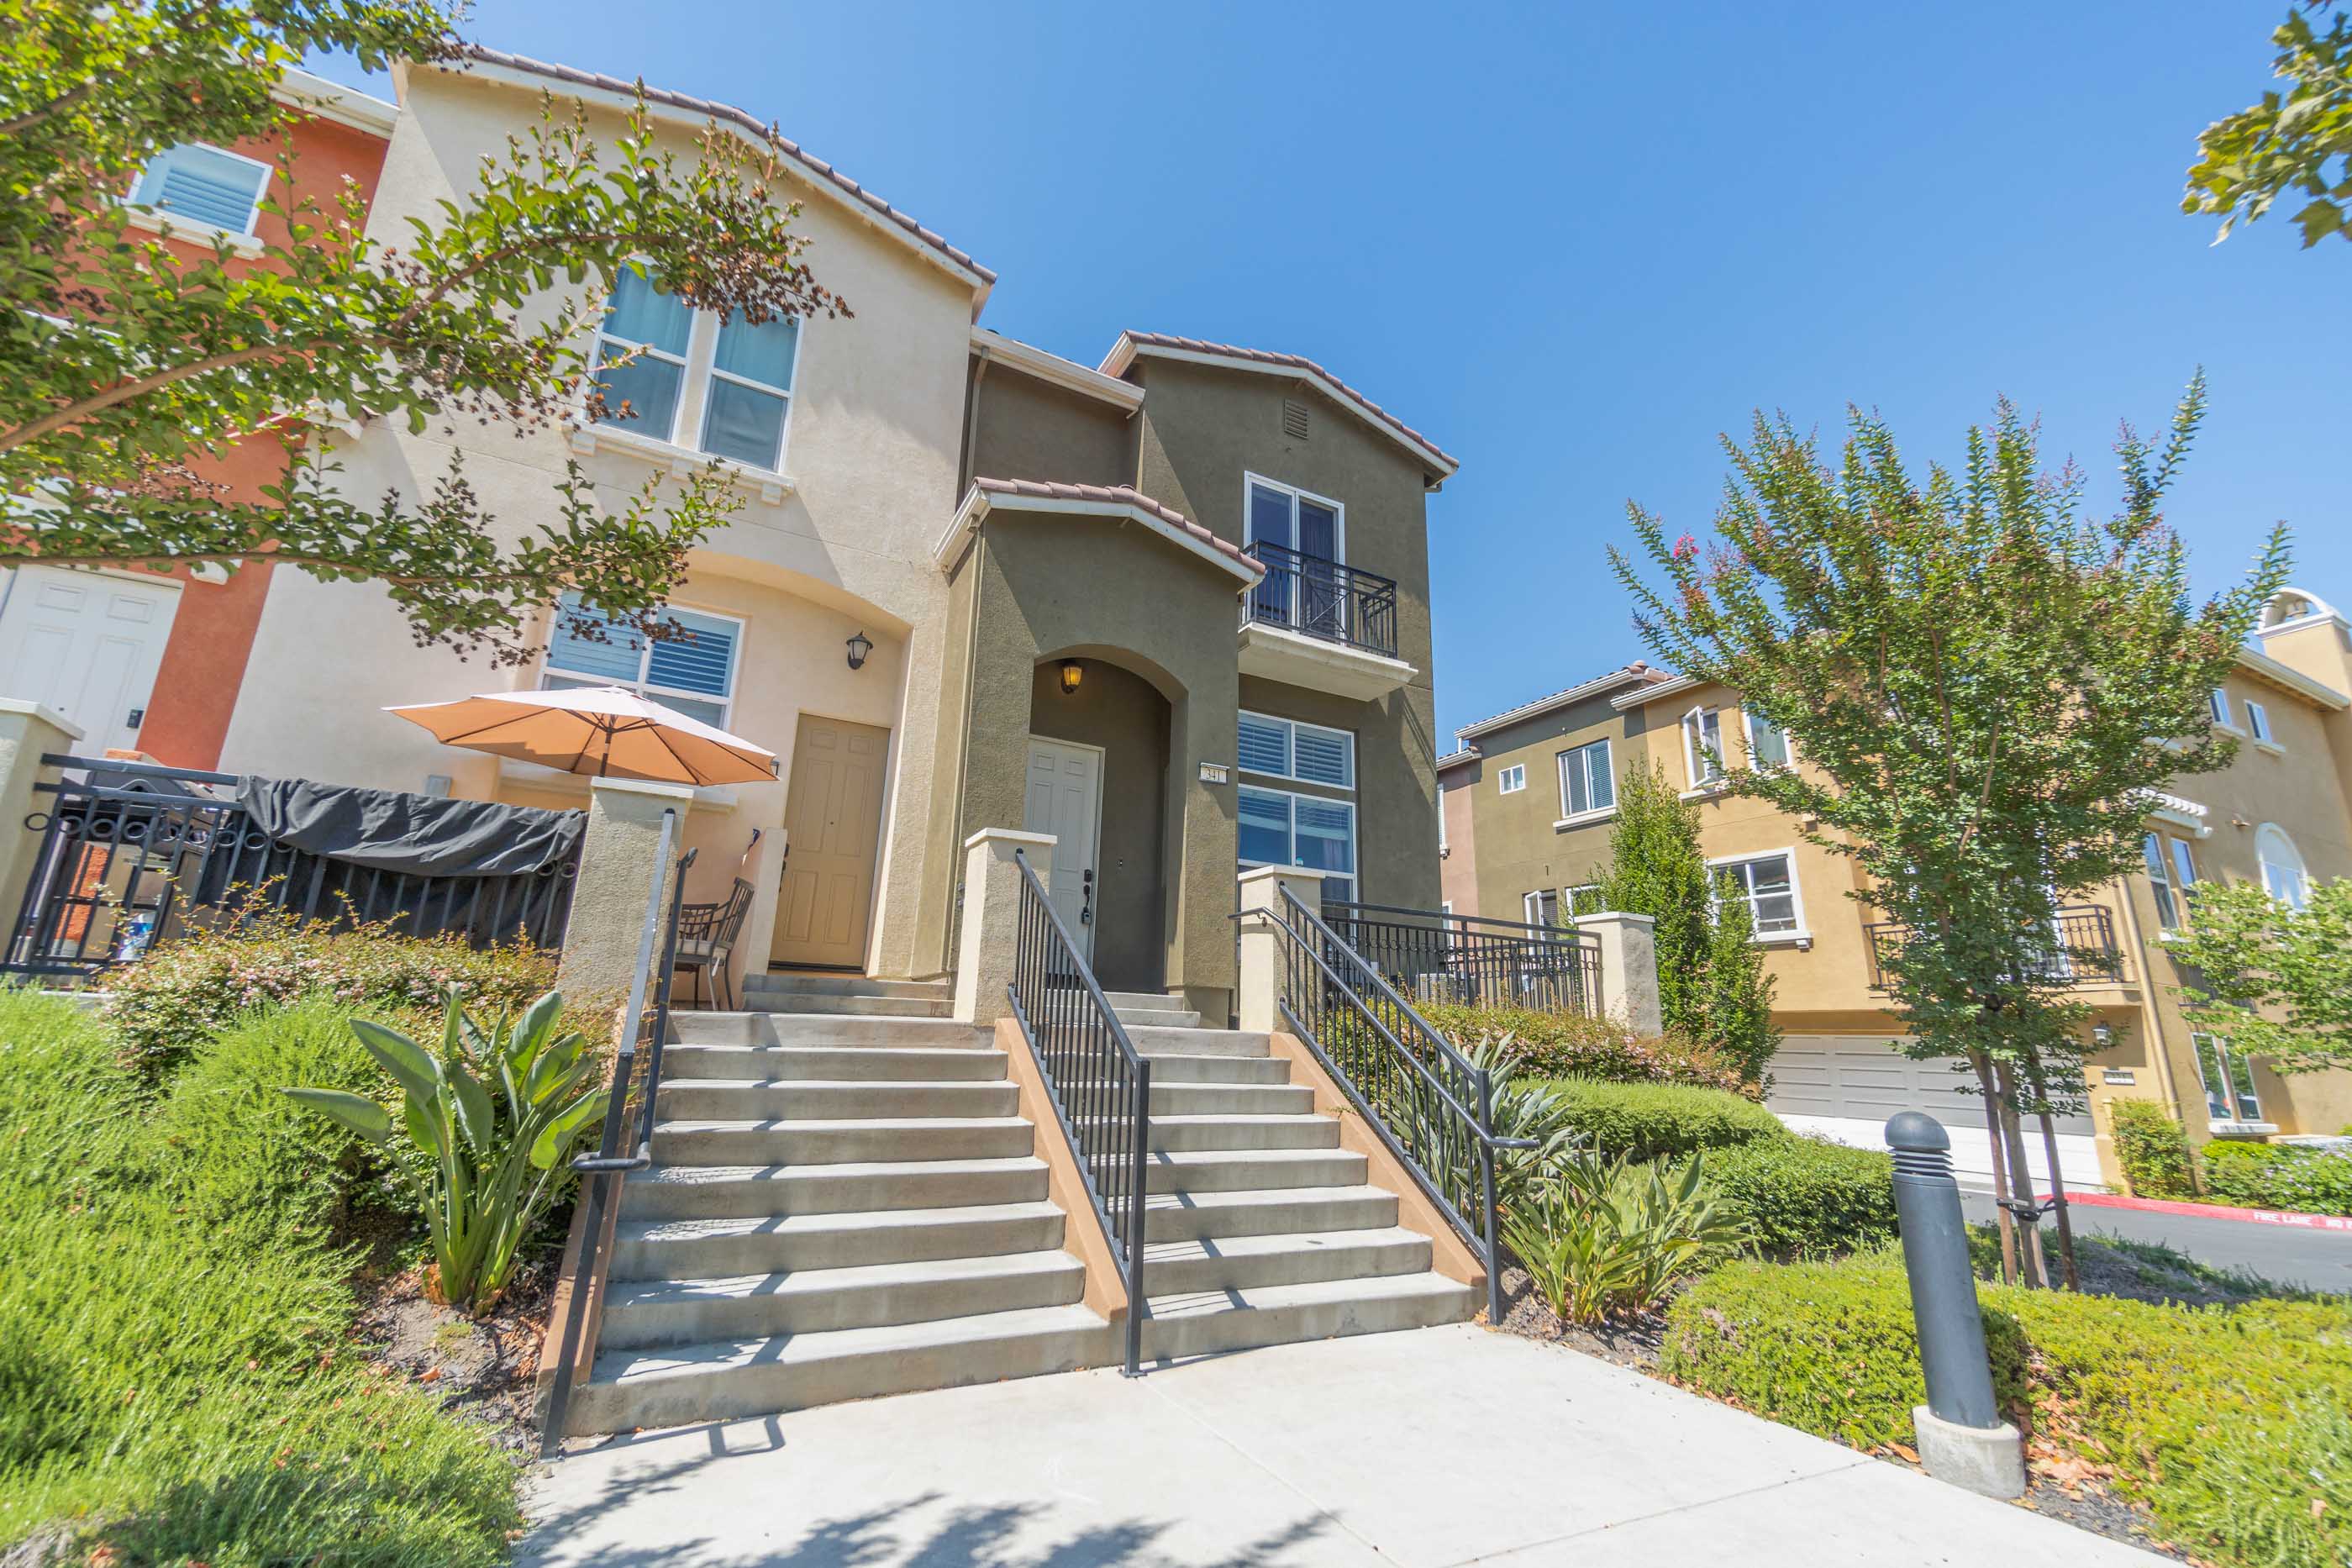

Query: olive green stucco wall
left=963, top=360, right=1133, bottom=490
left=1455, top=689, right=1655, bottom=920
left=1029, top=658, right=1171, bottom=993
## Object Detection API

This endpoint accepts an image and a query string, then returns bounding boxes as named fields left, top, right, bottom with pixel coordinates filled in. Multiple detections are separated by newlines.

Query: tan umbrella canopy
left=387, top=685, right=777, bottom=787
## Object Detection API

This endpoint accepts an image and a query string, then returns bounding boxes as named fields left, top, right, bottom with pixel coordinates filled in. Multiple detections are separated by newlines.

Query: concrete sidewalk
left=522, top=1326, right=2162, bottom=1567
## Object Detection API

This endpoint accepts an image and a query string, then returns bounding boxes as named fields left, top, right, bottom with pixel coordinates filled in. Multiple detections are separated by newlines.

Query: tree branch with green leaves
left=2167, top=877, right=2352, bottom=1076
left=2185, top=3, right=2352, bottom=248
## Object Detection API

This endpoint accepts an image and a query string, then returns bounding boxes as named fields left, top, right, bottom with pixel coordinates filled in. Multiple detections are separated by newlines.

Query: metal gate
left=3, top=755, right=580, bottom=981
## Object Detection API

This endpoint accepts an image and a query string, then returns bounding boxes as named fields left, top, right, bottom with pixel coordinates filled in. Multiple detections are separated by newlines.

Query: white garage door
left=1767, top=1035, right=2093, bottom=1135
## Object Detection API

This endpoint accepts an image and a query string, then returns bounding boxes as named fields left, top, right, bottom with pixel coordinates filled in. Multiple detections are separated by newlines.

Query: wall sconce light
left=845, top=630, right=874, bottom=671
left=1058, top=660, right=1084, bottom=696
left=2091, top=1021, right=2117, bottom=1050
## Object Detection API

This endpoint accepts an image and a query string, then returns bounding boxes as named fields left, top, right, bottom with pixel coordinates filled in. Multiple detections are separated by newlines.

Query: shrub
left=1659, top=1252, right=2033, bottom=1450
left=1422, top=1001, right=1744, bottom=1091
left=1540, top=1077, right=1787, bottom=1162
left=1505, top=1148, right=1747, bottom=1323
left=101, top=907, right=560, bottom=1075
left=2109, top=1097, right=2197, bottom=1198
left=1704, top=1135, right=1898, bottom=1257
left=2200, top=1140, right=2352, bottom=1216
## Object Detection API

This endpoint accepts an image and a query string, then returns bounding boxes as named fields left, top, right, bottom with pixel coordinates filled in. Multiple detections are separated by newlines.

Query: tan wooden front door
left=771, top=715, right=890, bottom=970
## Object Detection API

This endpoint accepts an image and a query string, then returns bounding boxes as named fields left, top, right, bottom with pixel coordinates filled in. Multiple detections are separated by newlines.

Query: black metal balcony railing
left=1242, top=539, right=1399, bottom=660
left=1320, top=901, right=1603, bottom=1018
left=1864, top=904, right=2125, bottom=991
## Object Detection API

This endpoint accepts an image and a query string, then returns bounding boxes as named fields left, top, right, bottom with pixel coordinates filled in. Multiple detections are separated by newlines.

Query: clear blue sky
left=316, top=2, right=2352, bottom=743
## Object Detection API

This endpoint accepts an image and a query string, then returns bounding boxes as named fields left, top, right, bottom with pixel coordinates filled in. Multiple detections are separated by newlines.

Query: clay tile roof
left=971, top=476, right=1261, bottom=575
left=1454, top=661, right=1665, bottom=739
left=1105, top=331, right=1458, bottom=474
left=449, top=46, right=994, bottom=289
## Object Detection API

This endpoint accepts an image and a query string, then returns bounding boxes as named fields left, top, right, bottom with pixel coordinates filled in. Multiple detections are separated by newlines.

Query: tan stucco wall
left=218, top=64, right=976, bottom=980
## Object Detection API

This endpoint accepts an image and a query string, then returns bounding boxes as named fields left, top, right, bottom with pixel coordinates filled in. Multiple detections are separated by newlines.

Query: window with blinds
left=128, top=143, right=270, bottom=235
left=542, top=592, right=743, bottom=728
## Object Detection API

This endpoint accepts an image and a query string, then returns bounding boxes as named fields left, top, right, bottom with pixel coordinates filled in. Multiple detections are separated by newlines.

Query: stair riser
left=1149, top=1118, right=1340, bottom=1152
left=745, top=976, right=953, bottom=1002
left=745, top=994, right=954, bottom=1018
left=1144, top=1192, right=1398, bottom=1242
left=1126, top=1027, right=1272, bottom=1060
left=1142, top=1236, right=1434, bottom=1295
left=597, top=1265, right=1087, bottom=1350
left=653, top=1123, right=1034, bottom=1165
left=1110, top=1008, right=1203, bottom=1029
left=620, top=1165, right=1048, bottom=1222
left=1113, top=1153, right=1368, bottom=1195
left=1144, top=1083, right=1314, bottom=1115
left=656, top=1082, right=1018, bottom=1119
left=1141, top=1281, right=1480, bottom=1360
left=669, top=1015, right=992, bottom=1048
left=660, top=1047, right=1007, bottom=1082
left=566, top=1323, right=1115, bottom=1435
left=610, top=1212, right=1066, bottom=1281
left=1067, top=1055, right=1290, bottom=1086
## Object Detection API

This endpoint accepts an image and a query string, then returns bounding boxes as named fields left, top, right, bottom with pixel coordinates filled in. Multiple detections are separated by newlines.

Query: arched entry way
left=1023, top=655, right=1171, bottom=993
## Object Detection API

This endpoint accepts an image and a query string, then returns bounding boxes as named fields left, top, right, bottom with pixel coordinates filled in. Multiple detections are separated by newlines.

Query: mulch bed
left=349, top=1255, right=555, bottom=1458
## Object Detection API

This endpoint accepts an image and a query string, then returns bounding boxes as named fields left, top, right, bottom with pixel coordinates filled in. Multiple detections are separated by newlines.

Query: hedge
left=1420, top=1002, right=1744, bottom=1091
left=1704, top=1136, right=1898, bottom=1258
left=2201, top=1140, right=2352, bottom=1217
left=1662, top=1252, right=2352, bottom=1568
left=2109, top=1097, right=2197, bottom=1199
left=1539, top=1077, right=1787, bottom=1162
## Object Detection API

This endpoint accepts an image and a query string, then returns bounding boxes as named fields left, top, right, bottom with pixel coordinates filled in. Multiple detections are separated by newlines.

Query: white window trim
left=1682, top=704, right=1725, bottom=793
left=1496, top=763, right=1526, bottom=795
left=541, top=597, right=746, bottom=728
left=2191, top=1031, right=2270, bottom=1128
left=1237, top=783, right=1359, bottom=897
left=1238, top=708, right=1356, bottom=790
left=1704, top=847, right=1810, bottom=945
left=1565, top=882, right=1608, bottom=919
left=123, top=140, right=273, bottom=241
left=2255, top=822, right=2309, bottom=910
left=1742, top=707, right=1795, bottom=771
left=2244, top=698, right=2283, bottom=754
left=1241, top=471, right=1346, bottom=564
left=2143, top=831, right=2181, bottom=933
left=2209, top=687, right=2244, bottom=736
left=1555, top=737, right=1615, bottom=828
left=1523, top=888, right=1560, bottom=927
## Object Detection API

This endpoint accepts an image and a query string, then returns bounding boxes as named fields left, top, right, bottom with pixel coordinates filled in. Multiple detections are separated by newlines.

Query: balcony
left=1237, top=540, right=1415, bottom=701
left=1864, top=904, right=2128, bottom=991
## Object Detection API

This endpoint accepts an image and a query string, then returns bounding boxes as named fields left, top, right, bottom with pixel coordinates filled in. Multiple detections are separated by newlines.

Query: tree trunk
left=1994, top=1062, right=2049, bottom=1289
left=1971, top=1050, right=2020, bottom=1286
left=2028, top=1057, right=2081, bottom=1290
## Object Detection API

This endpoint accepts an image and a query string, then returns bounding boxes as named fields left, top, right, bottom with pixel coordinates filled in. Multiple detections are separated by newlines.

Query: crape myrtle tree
left=1610, top=377, right=2288, bottom=1286
left=2185, top=3, right=2352, bottom=250
left=2168, top=877, right=2352, bottom=1078
left=2, top=0, right=850, bottom=663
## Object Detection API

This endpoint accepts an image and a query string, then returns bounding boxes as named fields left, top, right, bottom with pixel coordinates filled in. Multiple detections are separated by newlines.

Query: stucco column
left=1236, top=864, right=1327, bottom=1034
left=555, top=778, right=693, bottom=1013
left=1576, top=910, right=1662, bottom=1036
left=0, top=700, right=87, bottom=956
left=954, top=828, right=1055, bottom=1026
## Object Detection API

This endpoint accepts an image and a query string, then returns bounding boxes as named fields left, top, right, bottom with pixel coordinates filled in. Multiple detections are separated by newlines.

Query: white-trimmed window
left=1239, top=785, right=1355, bottom=903
left=1682, top=706, right=1725, bottom=789
left=541, top=592, right=743, bottom=728
left=2143, top=832, right=2181, bottom=930
left=592, top=268, right=802, bottom=471
left=2192, top=1032, right=2262, bottom=1123
left=1523, top=888, right=1559, bottom=928
left=1744, top=708, right=1792, bottom=770
left=1709, top=850, right=1802, bottom=936
left=1556, top=738, right=1614, bottom=821
left=127, top=142, right=270, bottom=237
left=1566, top=882, right=1609, bottom=918
left=1496, top=763, right=1526, bottom=795
left=2256, top=823, right=2308, bottom=909
left=1238, top=711, right=1355, bottom=788
left=2245, top=700, right=2274, bottom=745
left=2209, top=688, right=2235, bottom=728
left=1243, top=473, right=1344, bottom=562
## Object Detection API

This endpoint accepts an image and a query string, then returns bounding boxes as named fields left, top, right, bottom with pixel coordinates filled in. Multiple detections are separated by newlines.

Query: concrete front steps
left=739, top=971, right=957, bottom=1019
left=563, top=997, right=1477, bottom=1435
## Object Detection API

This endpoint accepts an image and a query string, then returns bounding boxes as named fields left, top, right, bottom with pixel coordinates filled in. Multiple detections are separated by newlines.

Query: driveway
left=523, top=1326, right=2160, bottom=1567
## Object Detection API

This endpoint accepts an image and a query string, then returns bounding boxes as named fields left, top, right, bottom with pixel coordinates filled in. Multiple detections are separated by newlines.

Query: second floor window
left=1745, top=709, right=1792, bottom=769
left=2192, top=1033, right=2262, bottom=1123
left=2209, top=688, right=2234, bottom=728
left=592, top=270, right=801, bottom=471
left=2246, top=700, right=2274, bottom=745
left=128, top=142, right=270, bottom=237
left=1245, top=475, right=1342, bottom=563
left=1683, top=706, right=1724, bottom=789
left=2143, top=831, right=2189, bottom=930
left=1497, top=763, right=1526, bottom=795
left=1557, top=738, right=1614, bottom=818
left=542, top=592, right=742, bottom=729
left=1712, top=852, right=1800, bottom=935
left=1238, top=712, right=1354, bottom=788
left=2257, top=823, right=2308, bottom=909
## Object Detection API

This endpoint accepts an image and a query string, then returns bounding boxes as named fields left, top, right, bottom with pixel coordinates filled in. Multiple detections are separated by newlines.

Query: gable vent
left=1281, top=398, right=1310, bottom=440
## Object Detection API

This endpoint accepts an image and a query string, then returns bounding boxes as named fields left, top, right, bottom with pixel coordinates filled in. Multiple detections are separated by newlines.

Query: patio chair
left=672, top=876, right=754, bottom=1010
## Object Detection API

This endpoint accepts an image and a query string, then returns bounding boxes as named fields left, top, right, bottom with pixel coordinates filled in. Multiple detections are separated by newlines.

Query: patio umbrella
left=387, top=685, right=777, bottom=787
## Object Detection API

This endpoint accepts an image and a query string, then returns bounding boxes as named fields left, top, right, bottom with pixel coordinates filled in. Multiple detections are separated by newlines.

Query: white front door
left=0, top=566, right=182, bottom=754
left=1023, top=737, right=1102, bottom=962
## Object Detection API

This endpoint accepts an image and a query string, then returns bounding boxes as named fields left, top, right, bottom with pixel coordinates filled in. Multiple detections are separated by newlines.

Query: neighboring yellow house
left=1437, top=587, right=2352, bottom=1191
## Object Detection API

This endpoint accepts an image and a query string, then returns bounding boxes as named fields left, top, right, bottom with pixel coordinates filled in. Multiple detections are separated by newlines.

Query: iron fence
left=1864, top=904, right=2125, bottom=991
left=1319, top=899, right=1602, bottom=1017
left=1242, top=539, right=1399, bottom=658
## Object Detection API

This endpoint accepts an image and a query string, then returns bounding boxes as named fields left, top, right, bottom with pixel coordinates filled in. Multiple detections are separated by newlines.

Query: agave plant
left=1504, top=1148, right=1748, bottom=1325
left=284, top=989, right=606, bottom=1312
left=1372, top=1030, right=1581, bottom=1218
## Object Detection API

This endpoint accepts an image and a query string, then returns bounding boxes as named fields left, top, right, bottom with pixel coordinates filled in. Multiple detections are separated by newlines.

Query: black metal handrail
left=1320, top=899, right=1602, bottom=1018
left=4, top=754, right=577, bottom=977
left=1241, top=539, right=1400, bottom=659
left=1864, top=903, right=2125, bottom=992
left=540, top=817, right=693, bottom=1450
left=1006, top=846, right=1150, bottom=1376
left=1259, top=886, right=1533, bottom=1325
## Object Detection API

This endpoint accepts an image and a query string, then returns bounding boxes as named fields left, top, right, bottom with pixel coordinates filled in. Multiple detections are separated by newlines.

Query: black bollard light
left=1886, top=1111, right=2026, bottom=1498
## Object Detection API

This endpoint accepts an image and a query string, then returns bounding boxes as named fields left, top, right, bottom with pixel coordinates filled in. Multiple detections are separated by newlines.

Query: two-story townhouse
left=1438, top=586, right=2352, bottom=1188
left=122, top=50, right=1455, bottom=1023
left=0, top=69, right=398, bottom=767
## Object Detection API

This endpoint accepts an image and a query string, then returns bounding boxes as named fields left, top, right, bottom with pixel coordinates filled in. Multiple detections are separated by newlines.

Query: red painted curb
left=2046, top=1189, right=2352, bottom=1233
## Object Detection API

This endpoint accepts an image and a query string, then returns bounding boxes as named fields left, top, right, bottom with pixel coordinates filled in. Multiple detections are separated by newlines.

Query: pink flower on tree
left=1671, top=534, right=1698, bottom=560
